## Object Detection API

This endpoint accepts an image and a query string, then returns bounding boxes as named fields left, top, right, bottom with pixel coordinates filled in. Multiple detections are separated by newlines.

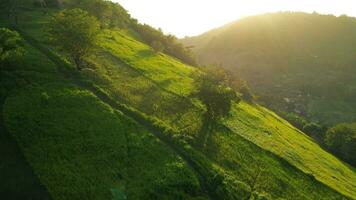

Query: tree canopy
left=193, top=66, right=238, bottom=121
left=48, top=8, right=99, bottom=69
left=325, top=123, right=356, bottom=166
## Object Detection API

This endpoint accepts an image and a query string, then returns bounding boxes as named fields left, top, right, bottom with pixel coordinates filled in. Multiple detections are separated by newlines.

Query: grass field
left=3, top=83, right=207, bottom=200
left=1, top=8, right=355, bottom=199
left=0, top=38, right=207, bottom=199
left=93, top=29, right=356, bottom=198
left=225, top=102, right=356, bottom=198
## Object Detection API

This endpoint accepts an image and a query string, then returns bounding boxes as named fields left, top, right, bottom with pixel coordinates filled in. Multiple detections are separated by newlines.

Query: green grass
left=0, top=29, right=207, bottom=199
left=3, top=83, right=206, bottom=200
left=202, top=124, right=346, bottom=199
left=98, top=29, right=196, bottom=96
left=225, top=102, right=356, bottom=198
left=0, top=104, right=50, bottom=199
left=2, top=8, right=355, bottom=199
left=93, top=29, right=356, bottom=198
left=83, top=50, right=203, bottom=134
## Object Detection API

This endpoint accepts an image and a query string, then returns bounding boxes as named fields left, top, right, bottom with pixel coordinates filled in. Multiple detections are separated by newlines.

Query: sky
left=113, top=0, right=356, bottom=38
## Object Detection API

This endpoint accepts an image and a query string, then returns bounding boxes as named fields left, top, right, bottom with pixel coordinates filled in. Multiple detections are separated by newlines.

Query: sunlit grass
left=5, top=8, right=355, bottom=199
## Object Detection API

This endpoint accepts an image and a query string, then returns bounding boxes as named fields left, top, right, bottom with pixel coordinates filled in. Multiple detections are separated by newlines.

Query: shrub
left=324, top=123, right=356, bottom=166
left=150, top=41, right=164, bottom=53
left=0, top=28, right=25, bottom=66
left=303, top=122, right=325, bottom=142
left=239, top=81, right=255, bottom=102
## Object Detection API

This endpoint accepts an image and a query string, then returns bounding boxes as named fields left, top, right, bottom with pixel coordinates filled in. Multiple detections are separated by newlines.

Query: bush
left=0, top=28, right=25, bottom=65
left=150, top=41, right=164, bottom=53
left=281, top=112, right=307, bottom=130
left=303, top=122, right=325, bottom=142
left=239, top=81, right=255, bottom=102
left=324, top=123, right=356, bottom=166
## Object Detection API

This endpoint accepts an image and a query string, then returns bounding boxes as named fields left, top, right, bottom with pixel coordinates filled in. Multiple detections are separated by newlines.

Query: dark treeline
left=0, top=0, right=196, bottom=65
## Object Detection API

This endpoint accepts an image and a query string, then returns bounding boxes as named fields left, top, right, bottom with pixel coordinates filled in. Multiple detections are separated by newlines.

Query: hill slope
left=1, top=6, right=355, bottom=200
left=182, top=12, right=356, bottom=125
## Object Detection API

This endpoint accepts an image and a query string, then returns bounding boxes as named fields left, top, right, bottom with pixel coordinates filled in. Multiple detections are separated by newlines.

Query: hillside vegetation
left=1, top=3, right=355, bottom=200
left=182, top=12, right=356, bottom=126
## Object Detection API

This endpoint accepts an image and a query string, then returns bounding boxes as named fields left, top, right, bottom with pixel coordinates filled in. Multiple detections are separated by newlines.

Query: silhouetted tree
left=48, top=9, right=99, bottom=69
left=193, top=66, right=239, bottom=122
left=303, top=122, right=325, bottom=143
left=239, top=81, right=255, bottom=102
left=151, top=41, right=164, bottom=53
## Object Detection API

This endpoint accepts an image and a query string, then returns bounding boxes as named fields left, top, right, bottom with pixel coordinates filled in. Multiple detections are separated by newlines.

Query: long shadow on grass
left=136, top=49, right=155, bottom=58
left=136, top=84, right=194, bottom=128
left=195, top=115, right=216, bottom=152
left=0, top=104, right=50, bottom=199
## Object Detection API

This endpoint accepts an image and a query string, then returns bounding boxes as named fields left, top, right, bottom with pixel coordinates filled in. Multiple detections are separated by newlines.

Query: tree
left=193, top=66, right=239, bottom=122
left=303, top=122, right=325, bottom=143
left=151, top=41, right=164, bottom=53
left=227, top=73, right=255, bottom=102
left=324, top=123, right=356, bottom=166
left=239, top=81, right=255, bottom=102
left=48, top=9, right=99, bottom=69
left=0, top=28, right=24, bottom=69
left=66, top=0, right=112, bottom=27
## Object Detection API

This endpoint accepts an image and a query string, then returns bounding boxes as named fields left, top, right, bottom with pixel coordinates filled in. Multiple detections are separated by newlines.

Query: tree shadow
left=136, top=49, right=155, bottom=58
left=195, top=114, right=215, bottom=151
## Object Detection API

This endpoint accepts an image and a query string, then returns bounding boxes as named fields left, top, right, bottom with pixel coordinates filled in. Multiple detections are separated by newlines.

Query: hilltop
left=1, top=3, right=355, bottom=200
left=182, top=12, right=356, bottom=126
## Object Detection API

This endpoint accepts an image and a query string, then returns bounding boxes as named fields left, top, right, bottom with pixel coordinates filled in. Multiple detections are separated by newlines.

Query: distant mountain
left=182, top=12, right=356, bottom=125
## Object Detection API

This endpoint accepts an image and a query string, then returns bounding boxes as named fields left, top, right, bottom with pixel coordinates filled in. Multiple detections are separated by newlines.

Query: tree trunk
left=73, top=55, right=82, bottom=70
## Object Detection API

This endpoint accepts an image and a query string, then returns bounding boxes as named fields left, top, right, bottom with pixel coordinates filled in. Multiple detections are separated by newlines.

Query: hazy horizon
left=113, top=0, right=356, bottom=38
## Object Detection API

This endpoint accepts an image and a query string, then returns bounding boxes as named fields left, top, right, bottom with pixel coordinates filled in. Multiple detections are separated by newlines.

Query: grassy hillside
left=0, top=37, right=208, bottom=199
left=1, top=6, right=355, bottom=200
left=182, top=12, right=356, bottom=126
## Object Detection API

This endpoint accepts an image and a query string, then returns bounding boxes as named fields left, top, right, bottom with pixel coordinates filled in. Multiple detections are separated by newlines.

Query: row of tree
left=61, top=0, right=196, bottom=65
left=134, top=24, right=197, bottom=65
left=0, top=0, right=196, bottom=65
